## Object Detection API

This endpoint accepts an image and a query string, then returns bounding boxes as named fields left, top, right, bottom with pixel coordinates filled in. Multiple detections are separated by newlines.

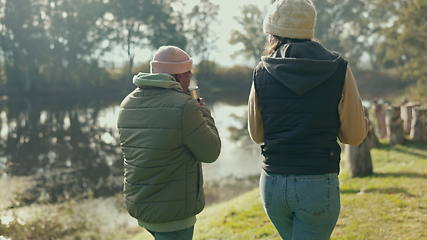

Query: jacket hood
left=261, top=41, right=344, bottom=95
left=132, top=72, right=183, bottom=91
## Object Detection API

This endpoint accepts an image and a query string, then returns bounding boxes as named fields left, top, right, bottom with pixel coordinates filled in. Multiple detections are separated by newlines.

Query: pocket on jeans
left=294, top=176, right=330, bottom=215
left=259, top=170, right=276, bottom=208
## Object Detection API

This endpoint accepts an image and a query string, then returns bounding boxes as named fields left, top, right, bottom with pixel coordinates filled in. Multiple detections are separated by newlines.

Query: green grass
left=131, top=142, right=427, bottom=240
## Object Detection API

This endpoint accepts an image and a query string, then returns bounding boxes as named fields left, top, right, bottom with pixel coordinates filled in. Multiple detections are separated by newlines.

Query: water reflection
left=0, top=97, right=261, bottom=206
left=204, top=104, right=261, bottom=181
left=0, top=97, right=123, bottom=205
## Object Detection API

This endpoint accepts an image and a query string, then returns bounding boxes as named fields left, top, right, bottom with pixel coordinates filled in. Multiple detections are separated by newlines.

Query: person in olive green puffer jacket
left=117, top=46, right=221, bottom=240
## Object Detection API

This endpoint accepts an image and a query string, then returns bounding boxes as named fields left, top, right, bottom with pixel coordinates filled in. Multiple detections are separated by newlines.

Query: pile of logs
left=371, top=100, right=427, bottom=143
left=345, top=99, right=427, bottom=177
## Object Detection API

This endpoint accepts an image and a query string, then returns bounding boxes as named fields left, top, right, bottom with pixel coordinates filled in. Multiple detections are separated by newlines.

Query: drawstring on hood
left=261, top=41, right=344, bottom=95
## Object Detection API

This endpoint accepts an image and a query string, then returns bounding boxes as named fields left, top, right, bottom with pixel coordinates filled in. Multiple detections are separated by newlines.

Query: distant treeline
left=228, top=0, right=427, bottom=100
left=131, top=60, right=253, bottom=105
left=133, top=60, right=407, bottom=105
left=0, top=0, right=218, bottom=96
left=0, top=0, right=425, bottom=101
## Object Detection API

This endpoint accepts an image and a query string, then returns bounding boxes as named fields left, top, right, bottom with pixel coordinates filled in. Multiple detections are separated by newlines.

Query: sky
left=103, top=0, right=270, bottom=67
left=192, top=0, right=269, bottom=65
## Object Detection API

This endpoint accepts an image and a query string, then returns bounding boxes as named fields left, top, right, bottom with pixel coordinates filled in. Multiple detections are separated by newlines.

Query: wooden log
left=345, top=142, right=373, bottom=177
left=345, top=106, right=375, bottom=177
left=373, top=101, right=387, bottom=138
left=400, top=104, right=413, bottom=134
left=365, top=106, right=380, bottom=148
left=410, top=107, right=427, bottom=141
left=401, top=102, right=422, bottom=135
left=365, top=124, right=380, bottom=149
left=385, top=106, right=405, bottom=145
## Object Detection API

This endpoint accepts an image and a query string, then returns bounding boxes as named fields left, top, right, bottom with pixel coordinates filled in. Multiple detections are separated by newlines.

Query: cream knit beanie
left=263, top=0, right=317, bottom=39
left=150, top=46, right=193, bottom=74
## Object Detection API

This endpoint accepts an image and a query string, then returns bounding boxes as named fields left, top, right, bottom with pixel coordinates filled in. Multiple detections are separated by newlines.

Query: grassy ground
left=131, top=142, right=427, bottom=240
left=0, top=190, right=139, bottom=240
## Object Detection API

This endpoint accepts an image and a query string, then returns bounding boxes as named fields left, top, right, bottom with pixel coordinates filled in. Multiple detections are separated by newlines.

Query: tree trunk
left=365, top=124, right=380, bottom=149
left=365, top=106, right=380, bottom=148
left=126, top=27, right=135, bottom=79
left=400, top=103, right=413, bottom=134
left=345, top=106, right=375, bottom=177
left=410, top=107, right=427, bottom=141
left=345, top=142, right=373, bottom=177
left=128, top=55, right=134, bottom=79
left=385, top=106, right=405, bottom=145
left=373, top=102, right=387, bottom=138
left=23, top=66, right=32, bottom=92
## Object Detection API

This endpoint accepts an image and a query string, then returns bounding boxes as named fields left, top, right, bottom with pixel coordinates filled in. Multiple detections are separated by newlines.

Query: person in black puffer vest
left=248, top=0, right=368, bottom=239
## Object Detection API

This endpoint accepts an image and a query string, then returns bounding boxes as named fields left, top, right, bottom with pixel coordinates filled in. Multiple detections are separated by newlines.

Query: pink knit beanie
left=150, top=46, right=193, bottom=74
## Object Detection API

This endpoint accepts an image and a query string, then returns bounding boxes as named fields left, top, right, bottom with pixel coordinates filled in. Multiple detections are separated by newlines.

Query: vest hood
left=261, top=41, right=343, bottom=95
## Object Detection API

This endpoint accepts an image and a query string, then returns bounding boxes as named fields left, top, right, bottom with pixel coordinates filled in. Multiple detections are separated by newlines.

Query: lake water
left=0, top=97, right=262, bottom=207
left=98, top=103, right=261, bottom=180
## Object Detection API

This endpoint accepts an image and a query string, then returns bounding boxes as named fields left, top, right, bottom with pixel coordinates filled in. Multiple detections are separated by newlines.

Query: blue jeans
left=147, top=226, right=194, bottom=240
left=260, top=170, right=340, bottom=240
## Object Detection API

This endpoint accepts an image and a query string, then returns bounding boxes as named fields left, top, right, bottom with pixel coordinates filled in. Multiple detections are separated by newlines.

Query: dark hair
left=263, top=35, right=312, bottom=56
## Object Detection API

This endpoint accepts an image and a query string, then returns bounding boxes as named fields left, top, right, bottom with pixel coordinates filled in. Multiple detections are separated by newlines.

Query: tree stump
left=345, top=142, right=373, bottom=177
left=365, top=106, right=380, bottom=148
left=373, top=101, right=387, bottom=138
left=401, top=102, right=421, bottom=135
left=365, top=122, right=380, bottom=149
left=400, top=104, right=413, bottom=134
left=410, top=107, right=427, bottom=141
left=385, top=106, right=405, bottom=145
left=345, top=106, right=375, bottom=177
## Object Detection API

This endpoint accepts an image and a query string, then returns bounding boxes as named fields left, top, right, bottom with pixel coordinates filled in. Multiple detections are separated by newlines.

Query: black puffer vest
left=253, top=41, right=347, bottom=174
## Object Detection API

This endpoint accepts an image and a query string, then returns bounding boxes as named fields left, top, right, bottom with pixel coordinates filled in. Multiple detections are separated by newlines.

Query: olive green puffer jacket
left=117, top=73, right=221, bottom=223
